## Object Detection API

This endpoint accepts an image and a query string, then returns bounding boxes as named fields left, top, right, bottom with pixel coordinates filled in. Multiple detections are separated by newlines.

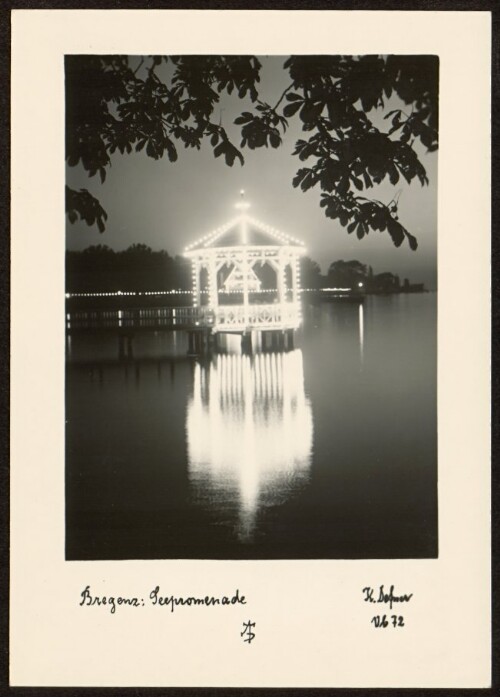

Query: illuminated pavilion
left=184, top=192, right=306, bottom=352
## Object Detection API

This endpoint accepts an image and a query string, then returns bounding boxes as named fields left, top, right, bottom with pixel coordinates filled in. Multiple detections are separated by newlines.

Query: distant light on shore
left=65, top=290, right=193, bottom=298
left=65, top=287, right=361, bottom=299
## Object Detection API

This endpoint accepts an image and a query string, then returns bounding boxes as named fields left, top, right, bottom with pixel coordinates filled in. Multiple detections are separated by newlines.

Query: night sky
left=66, top=56, right=438, bottom=289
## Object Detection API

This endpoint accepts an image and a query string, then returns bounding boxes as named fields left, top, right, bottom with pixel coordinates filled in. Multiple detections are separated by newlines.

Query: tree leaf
left=234, top=113, right=252, bottom=125
left=165, top=138, right=178, bottom=162
left=406, top=230, right=418, bottom=251
left=387, top=217, right=405, bottom=247
left=213, top=142, right=225, bottom=158
left=269, top=132, right=281, bottom=148
left=283, top=101, right=302, bottom=117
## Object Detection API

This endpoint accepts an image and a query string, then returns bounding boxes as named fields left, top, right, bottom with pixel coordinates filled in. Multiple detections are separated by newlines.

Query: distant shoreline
left=65, top=287, right=435, bottom=312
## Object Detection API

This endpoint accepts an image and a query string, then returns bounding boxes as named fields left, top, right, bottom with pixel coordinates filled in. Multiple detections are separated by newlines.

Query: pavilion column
left=192, top=259, right=201, bottom=308
left=209, top=253, right=218, bottom=309
left=291, top=254, right=299, bottom=304
left=277, top=253, right=285, bottom=307
left=242, top=250, right=249, bottom=326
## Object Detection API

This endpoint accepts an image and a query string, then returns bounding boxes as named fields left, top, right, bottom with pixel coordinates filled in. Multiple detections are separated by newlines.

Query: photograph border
left=5, top=1, right=497, bottom=693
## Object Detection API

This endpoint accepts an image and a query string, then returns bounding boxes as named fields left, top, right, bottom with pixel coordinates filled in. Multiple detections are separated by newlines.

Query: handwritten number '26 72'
left=371, top=615, right=404, bottom=628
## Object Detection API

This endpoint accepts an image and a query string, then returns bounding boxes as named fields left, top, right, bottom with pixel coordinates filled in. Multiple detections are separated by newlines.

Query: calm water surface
left=66, top=294, right=437, bottom=559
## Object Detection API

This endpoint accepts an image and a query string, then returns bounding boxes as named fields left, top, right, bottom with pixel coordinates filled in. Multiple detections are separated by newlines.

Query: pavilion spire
left=235, top=189, right=250, bottom=245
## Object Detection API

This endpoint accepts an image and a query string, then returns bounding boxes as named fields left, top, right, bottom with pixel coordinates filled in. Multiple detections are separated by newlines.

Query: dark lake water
left=66, top=294, right=437, bottom=560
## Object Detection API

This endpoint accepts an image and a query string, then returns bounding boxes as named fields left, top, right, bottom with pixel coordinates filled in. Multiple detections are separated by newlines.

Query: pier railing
left=66, top=307, right=200, bottom=333
left=66, top=302, right=302, bottom=334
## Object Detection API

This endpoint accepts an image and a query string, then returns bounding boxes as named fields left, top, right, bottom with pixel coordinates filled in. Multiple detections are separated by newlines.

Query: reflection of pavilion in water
left=186, top=349, right=313, bottom=542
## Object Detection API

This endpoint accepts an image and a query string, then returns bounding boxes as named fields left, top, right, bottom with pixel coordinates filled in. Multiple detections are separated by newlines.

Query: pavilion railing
left=205, top=302, right=302, bottom=331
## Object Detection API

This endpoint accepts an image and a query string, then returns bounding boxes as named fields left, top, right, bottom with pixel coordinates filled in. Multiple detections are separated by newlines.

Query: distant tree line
left=66, top=245, right=424, bottom=295
left=66, top=244, right=191, bottom=293
left=301, top=257, right=424, bottom=293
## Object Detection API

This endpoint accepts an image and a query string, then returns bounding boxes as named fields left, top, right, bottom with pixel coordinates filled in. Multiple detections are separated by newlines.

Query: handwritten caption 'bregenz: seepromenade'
left=79, top=586, right=247, bottom=614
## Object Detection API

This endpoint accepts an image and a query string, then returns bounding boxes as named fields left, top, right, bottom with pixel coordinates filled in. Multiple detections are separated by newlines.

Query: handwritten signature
left=362, top=585, right=413, bottom=610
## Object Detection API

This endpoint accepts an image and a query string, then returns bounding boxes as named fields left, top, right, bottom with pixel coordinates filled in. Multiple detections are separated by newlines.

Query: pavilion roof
left=184, top=215, right=305, bottom=254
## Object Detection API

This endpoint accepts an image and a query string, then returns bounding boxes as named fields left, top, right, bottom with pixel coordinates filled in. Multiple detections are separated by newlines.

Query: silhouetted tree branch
left=66, top=54, right=438, bottom=249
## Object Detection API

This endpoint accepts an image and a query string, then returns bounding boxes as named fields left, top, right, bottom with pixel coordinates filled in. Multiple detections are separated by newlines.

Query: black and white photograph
left=65, top=53, right=439, bottom=561
left=10, top=9, right=492, bottom=689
